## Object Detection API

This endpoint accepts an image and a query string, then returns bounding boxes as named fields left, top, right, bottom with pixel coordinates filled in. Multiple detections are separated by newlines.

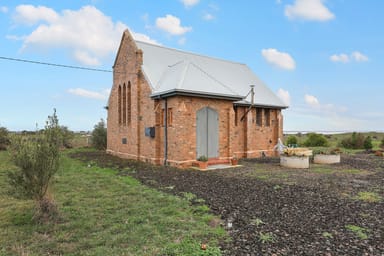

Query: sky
left=0, top=0, right=383, bottom=132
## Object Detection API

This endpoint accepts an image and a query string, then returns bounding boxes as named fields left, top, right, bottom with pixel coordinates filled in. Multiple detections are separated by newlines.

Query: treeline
left=0, top=119, right=106, bottom=151
left=285, top=132, right=384, bottom=150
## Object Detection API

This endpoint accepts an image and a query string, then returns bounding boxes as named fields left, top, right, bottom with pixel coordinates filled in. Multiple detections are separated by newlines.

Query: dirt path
left=69, top=151, right=384, bottom=255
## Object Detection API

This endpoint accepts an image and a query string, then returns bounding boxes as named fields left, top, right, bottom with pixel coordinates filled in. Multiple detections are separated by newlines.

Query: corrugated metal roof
left=136, top=40, right=288, bottom=108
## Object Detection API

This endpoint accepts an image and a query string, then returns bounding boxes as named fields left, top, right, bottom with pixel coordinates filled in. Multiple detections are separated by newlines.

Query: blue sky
left=0, top=0, right=383, bottom=132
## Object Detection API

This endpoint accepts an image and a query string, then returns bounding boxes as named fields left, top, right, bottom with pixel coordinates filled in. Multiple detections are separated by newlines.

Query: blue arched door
left=196, top=107, right=219, bottom=159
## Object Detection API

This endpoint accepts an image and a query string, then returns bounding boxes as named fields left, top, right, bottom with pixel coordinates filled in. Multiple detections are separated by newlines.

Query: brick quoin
left=107, top=30, right=285, bottom=168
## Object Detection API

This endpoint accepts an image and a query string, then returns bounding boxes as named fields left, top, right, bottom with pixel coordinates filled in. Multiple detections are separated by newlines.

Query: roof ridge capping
left=135, top=39, right=247, bottom=66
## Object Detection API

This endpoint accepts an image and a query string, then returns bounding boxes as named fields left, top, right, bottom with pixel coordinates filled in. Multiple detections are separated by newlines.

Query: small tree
left=91, top=119, right=107, bottom=150
left=0, top=126, right=10, bottom=150
left=340, top=132, right=366, bottom=149
left=363, top=136, right=373, bottom=150
left=303, top=133, right=328, bottom=147
left=60, top=126, right=74, bottom=148
left=286, top=135, right=298, bottom=146
left=8, top=109, right=61, bottom=223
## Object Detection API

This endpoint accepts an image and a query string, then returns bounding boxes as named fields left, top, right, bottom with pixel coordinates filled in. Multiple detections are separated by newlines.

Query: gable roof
left=135, top=40, right=288, bottom=108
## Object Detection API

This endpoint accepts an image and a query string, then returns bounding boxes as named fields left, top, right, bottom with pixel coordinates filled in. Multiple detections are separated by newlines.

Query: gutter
left=150, top=89, right=243, bottom=102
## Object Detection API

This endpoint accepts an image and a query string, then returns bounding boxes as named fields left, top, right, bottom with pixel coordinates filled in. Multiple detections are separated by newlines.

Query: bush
left=60, top=126, right=74, bottom=148
left=363, top=136, right=373, bottom=150
left=8, top=109, right=61, bottom=222
left=92, top=119, right=107, bottom=150
left=303, top=133, right=328, bottom=147
left=286, top=135, right=298, bottom=146
left=0, top=126, right=11, bottom=150
left=339, top=132, right=366, bottom=149
left=381, top=138, right=384, bottom=149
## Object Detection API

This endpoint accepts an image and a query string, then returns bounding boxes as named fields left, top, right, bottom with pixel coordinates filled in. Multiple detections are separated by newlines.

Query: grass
left=0, top=150, right=227, bottom=255
left=311, top=166, right=362, bottom=175
left=250, top=218, right=264, bottom=227
left=258, top=232, right=276, bottom=244
left=354, top=191, right=382, bottom=203
left=321, top=232, right=333, bottom=239
left=345, top=224, right=370, bottom=240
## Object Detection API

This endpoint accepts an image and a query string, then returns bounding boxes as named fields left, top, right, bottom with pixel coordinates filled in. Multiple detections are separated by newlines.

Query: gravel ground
left=69, top=151, right=384, bottom=256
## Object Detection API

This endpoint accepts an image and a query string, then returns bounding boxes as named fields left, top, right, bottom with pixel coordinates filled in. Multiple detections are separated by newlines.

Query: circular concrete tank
left=314, top=154, right=340, bottom=164
left=280, top=156, right=310, bottom=169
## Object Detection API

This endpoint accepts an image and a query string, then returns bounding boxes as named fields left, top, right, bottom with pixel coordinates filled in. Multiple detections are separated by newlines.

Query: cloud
left=285, top=0, right=335, bottom=21
left=10, top=5, right=157, bottom=66
left=304, top=94, right=347, bottom=113
left=1, top=6, right=9, bottom=13
left=351, top=51, right=369, bottom=62
left=180, top=0, right=200, bottom=8
left=304, top=94, right=320, bottom=107
left=330, top=51, right=369, bottom=63
left=277, top=89, right=291, bottom=106
left=178, top=37, right=186, bottom=45
left=68, top=88, right=110, bottom=100
left=330, top=53, right=349, bottom=63
left=156, top=14, right=192, bottom=36
left=133, top=32, right=159, bottom=45
left=261, top=48, right=296, bottom=70
left=203, top=13, right=215, bottom=21
left=13, top=5, right=59, bottom=25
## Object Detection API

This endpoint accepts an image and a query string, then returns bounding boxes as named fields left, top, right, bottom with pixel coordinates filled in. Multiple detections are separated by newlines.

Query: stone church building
left=107, top=29, right=287, bottom=168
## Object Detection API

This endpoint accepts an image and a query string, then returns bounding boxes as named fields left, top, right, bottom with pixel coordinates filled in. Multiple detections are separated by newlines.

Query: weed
left=273, top=184, right=282, bottom=190
left=258, top=232, right=276, bottom=244
left=250, top=218, right=264, bottom=227
left=354, top=191, right=382, bottom=203
left=345, top=224, right=370, bottom=240
left=181, top=192, right=198, bottom=202
left=322, top=232, right=333, bottom=239
left=161, top=238, right=221, bottom=256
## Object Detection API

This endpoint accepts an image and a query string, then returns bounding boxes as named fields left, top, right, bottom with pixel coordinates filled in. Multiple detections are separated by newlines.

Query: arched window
left=123, top=84, right=127, bottom=125
left=118, top=85, right=122, bottom=125
left=127, top=81, right=131, bottom=124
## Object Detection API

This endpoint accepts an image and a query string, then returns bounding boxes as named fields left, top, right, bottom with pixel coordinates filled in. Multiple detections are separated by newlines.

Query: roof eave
left=234, top=101, right=289, bottom=109
left=150, top=89, right=244, bottom=101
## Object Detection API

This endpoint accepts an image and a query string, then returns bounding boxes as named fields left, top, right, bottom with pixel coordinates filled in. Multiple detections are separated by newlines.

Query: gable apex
left=113, top=29, right=139, bottom=68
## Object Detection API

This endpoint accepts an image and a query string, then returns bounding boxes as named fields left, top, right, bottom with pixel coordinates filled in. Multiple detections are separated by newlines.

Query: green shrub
left=91, top=119, right=107, bottom=150
left=60, top=126, right=75, bottom=148
left=381, top=138, right=384, bottom=149
left=363, top=136, right=373, bottom=150
left=303, top=133, right=328, bottom=147
left=0, top=126, right=10, bottom=150
left=8, top=109, right=61, bottom=223
left=286, top=135, right=298, bottom=146
left=340, top=132, right=367, bottom=149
